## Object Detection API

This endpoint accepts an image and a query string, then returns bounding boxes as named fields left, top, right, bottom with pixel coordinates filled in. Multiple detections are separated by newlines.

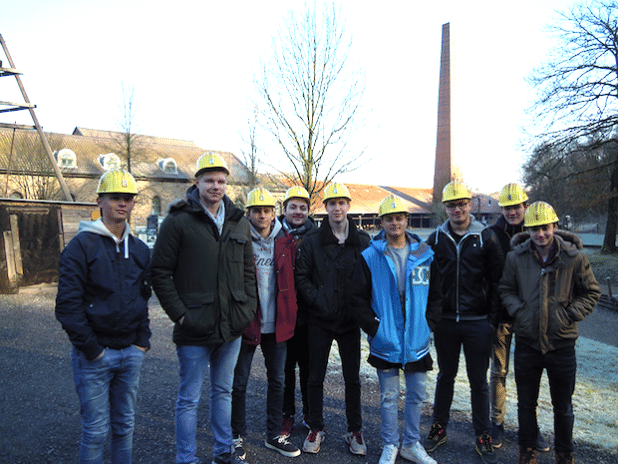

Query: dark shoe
left=265, top=434, right=301, bottom=457
left=232, top=436, right=246, bottom=460
left=212, top=452, right=250, bottom=464
left=281, top=414, right=294, bottom=437
left=555, top=451, right=574, bottom=464
left=536, top=431, right=550, bottom=452
left=491, top=422, right=504, bottom=448
left=423, top=422, right=447, bottom=452
left=475, top=433, right=497, bottom=464
left=517, top=447, right=538, bottom=464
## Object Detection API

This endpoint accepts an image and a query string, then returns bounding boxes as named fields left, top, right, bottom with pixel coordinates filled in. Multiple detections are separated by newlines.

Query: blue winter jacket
left=55, top=219, right=151, bottom=360
left=352, top=230, right=436, bottom=365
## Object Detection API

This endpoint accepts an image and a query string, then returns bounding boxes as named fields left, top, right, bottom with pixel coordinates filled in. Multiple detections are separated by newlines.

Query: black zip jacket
left=426, top=218, right=504, bottom=327
left=295, top=216, right=370, bottom=333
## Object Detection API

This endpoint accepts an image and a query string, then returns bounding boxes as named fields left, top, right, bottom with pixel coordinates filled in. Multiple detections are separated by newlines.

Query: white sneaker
left=302, top=429, right=325, bottom=454
left=345, top=431, right=367, bottom=455
left=400, top=441, right=437, bottom=464
left=379, top=444, right=399, bottom=464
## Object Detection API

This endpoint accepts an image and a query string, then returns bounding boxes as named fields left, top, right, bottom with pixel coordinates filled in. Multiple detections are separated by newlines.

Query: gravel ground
left=0, top=287, right=616, bottom=464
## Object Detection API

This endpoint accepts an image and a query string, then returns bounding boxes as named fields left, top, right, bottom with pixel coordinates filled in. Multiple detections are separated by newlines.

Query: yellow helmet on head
left=524, top=201, right=559, bottom=228
left=378, top=195, right=408, bottom=218
left=284, top=186, right=310, bottom=206
left=246, top=187, right=276, bottom=208
left=322, top=182, right=351, bottom=204
left=97, top=169, right=138, bottom=195
left=442, top=181, right=472, bottom=203
left=499, top=183, right=529, bottom=207
left=195, top=152, right=230, bottom=177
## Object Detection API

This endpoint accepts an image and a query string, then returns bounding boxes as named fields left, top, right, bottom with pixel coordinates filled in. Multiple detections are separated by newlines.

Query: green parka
left=498, top=230, right=600, bottom=354
left=151, top=186, right=257, bottom=345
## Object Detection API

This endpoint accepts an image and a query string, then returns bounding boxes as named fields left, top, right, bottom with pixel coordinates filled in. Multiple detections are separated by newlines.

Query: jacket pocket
left=181, top=291, right=217, bottom=337
left=229, top=289, right=256, bottom=335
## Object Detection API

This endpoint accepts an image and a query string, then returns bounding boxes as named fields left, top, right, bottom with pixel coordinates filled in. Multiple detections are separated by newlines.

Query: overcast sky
left=1, top=0, right=577, bottom=193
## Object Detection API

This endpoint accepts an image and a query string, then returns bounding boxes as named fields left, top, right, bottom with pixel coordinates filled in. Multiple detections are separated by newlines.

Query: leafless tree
left=0, top=128, right=64, bottom=200
left=525, top=0, right=618, bottom=251
left=240, top=104, right=260, bottom=192
left=254, top=2, right=367, bottom=201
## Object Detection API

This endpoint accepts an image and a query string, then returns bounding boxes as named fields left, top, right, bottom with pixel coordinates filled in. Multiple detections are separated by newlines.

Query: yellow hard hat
left=378, top=195, right=408, bottom=218
left=96, top=169, right=138, bottom=195
left=442, top=181, right=472, bottom=203
left=284, top=186, right=310, bottom=206
left=246, top=187, right=276, bottom=208
left=195, top=152, right=230, bottom=177
left=499, top=183, right=529, bottom=207
left=322, top=182, right=351, bottom=204
left=524, top=201, right=559, bottom=228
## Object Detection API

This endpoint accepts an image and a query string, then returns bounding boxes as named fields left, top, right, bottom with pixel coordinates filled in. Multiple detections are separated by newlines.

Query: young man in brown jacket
left=498, top=201, right=600, bottom=464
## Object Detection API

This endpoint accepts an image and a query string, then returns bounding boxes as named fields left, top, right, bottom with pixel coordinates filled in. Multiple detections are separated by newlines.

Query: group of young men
left=55, top=152, right=600, bottom=464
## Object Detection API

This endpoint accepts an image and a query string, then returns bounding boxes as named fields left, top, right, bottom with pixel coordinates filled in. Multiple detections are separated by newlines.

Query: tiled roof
left=0, top=127, right=250, bottom=183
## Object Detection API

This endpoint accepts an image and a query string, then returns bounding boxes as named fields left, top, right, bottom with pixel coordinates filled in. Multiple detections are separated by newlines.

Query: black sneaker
left=232, top=436, right=246, bottom=460
left=475, top=433, right=497, bottom=464
left=424, top=422, right=447, bottom=452
left=535, top=430, right=550, bottom=452
left=265, top=434, right=301, bottom=457
left=212, top=451, right=250, bottom=464
left=491, top=422, right=504, bottom=448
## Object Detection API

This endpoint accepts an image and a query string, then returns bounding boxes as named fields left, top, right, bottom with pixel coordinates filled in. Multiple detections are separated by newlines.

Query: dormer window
left=98, top=153, right=121, bottom=170
left=158, top=158, right=178, bottom=174
left=57, top=148, right=77, bottom=169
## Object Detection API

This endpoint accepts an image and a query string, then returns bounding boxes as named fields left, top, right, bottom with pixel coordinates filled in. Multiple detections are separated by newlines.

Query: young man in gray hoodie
left=231, top=188, right=301, bottom=459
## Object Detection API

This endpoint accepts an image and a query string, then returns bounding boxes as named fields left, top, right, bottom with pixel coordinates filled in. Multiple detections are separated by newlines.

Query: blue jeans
left=306, top=326, right=362, bottom=432
left=71, top=345, right=145, bottom=464
left=377, top=368, right=427, bottom=448
left=515, top=342, right=576, bottom=453
left=231, top=333, right=287, bottom=437
left=175, top=339, right=241, bottom=464
left=432, top=318, right=493, bottom=435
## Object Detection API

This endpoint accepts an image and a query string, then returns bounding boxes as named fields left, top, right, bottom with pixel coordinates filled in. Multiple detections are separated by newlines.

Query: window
left=56, top=148, right=77, bottom=169
left=152, top=196, right=162, bottom=215
left=10, top=191, right=23, bottom=199
left=158, top=158, right=178, bottom=174
left=98, top=153, right=121, bottom=170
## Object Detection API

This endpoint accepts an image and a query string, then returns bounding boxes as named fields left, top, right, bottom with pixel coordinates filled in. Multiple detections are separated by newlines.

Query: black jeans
left=283, top=324, right=309, bottom=418
left=432, top=318, right=493, bottom=435
left=306, top=325, right=362, bottom=432
left=515, top=342, right=576, bottom=453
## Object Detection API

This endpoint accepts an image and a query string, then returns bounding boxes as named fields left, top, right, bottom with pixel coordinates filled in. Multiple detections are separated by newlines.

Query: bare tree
left=254, top=2, right=367, bottom=200
left=240, top=104, right=261, bottom=191
left=0, top=128, right=64, bottom=200
left=525, top=0, right=618, bottom=251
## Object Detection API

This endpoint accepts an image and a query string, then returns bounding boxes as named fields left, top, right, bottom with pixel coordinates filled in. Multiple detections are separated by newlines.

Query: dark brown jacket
left=498, top=230, right=600, bottom=354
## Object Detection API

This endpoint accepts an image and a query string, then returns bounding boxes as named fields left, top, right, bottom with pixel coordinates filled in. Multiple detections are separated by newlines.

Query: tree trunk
left=601, top=152, right=618, bottom=253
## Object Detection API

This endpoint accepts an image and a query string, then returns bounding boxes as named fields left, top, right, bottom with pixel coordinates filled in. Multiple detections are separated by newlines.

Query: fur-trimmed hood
left=510, top=229, right=583, bottom=257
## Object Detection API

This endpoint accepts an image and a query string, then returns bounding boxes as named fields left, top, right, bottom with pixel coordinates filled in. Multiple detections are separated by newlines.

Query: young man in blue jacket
left=56, top=169, right=151, bottom=464
left=352, top=195, right=439, bottom=464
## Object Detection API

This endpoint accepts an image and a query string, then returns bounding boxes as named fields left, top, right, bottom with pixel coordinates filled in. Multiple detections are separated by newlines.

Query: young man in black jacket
left=424, top=181, right=503, bottom=464
left=488, top=184, right=549, bottom=453
left=295, top=182, right=370, bottom=456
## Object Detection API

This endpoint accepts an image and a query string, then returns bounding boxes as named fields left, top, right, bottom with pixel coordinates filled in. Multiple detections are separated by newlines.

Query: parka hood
left=511, top=229, right=583, bottom=257
left=78, top=218, right=132, bottom=258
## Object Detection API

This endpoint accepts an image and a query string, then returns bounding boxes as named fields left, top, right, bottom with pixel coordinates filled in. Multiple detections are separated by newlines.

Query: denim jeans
left=283, top=324, right=309, bottom=418
left=377, top=368, right=427, bottom=448
left=515, top=342, right=576, bottom=453
left=490, top=321, right=513, bottom=426
left=432, top=318, right=493, bottom=435
left=175, top=339, right=241, bottom=464
left=71, top=345, right=145, bottom=464
left=231, top=333, right=287, bottom=437
left=306, top=325, right=362, bottom=432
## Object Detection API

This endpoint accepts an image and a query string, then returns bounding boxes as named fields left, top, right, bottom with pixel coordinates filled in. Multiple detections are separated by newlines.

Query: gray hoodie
left=78, top=218, right=132, bottom=259
left=250, top=217, right=282, bottom=334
